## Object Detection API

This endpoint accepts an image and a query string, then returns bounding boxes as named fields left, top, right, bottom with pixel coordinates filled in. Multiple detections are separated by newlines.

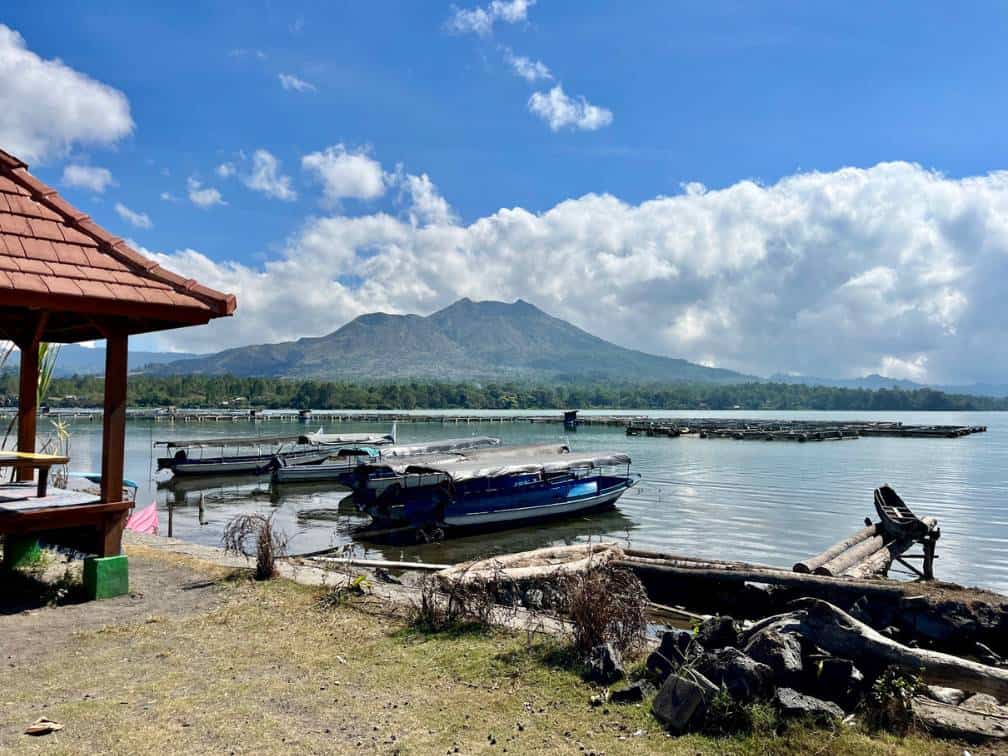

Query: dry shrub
left=560, top=565, right=647, bottom=657
left=410, top=564, right=517, bottom=632
left=222, top=513, right=287, bottom=580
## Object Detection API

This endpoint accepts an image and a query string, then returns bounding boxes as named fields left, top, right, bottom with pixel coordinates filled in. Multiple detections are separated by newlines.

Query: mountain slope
left=5, top=344, right=198, bottom=377
left=151, top=298, right=755, bottom=384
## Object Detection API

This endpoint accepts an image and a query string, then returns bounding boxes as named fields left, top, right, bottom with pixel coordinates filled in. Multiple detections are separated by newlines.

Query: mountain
left=149, top=298, right=756, bottom=384
left=5, top=344, right=199, bottom=377
left=770, top=373, right=1008, bottom=398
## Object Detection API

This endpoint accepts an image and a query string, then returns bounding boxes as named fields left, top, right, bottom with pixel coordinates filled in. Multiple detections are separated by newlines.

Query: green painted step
left=83, top=555, right=129, bottom=600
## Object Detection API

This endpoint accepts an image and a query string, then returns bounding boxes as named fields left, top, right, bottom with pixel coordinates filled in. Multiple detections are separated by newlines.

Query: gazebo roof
left=0, top=148, right=235, bottom=343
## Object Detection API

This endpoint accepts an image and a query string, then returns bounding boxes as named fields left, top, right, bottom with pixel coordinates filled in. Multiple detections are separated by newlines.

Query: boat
left=352, top=450, right=636, bottom=533
left=874, top=484, right=930, bottom=540
left=269, top=436, right=502, bottom=485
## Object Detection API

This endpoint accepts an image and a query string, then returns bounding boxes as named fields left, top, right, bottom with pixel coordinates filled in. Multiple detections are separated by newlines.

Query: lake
left=51, top=409, right=1008, bottom=592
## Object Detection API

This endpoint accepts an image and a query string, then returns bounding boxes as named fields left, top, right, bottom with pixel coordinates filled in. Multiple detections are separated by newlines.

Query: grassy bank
left=0, top=549, right=964, bottom=755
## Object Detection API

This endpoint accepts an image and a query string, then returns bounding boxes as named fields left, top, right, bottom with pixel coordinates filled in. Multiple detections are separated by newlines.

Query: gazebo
left=0, top=148, right=235, bottom=597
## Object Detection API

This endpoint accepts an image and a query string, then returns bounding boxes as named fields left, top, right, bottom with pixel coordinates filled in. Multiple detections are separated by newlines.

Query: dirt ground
left=0, top=545, right=990, bottom=755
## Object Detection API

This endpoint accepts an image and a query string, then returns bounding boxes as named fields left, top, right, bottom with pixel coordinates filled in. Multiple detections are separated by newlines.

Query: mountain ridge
left=147, top=298, right=756, bottom=384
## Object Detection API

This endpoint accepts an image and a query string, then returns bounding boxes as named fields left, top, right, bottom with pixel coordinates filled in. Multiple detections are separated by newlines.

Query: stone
left=848, top=596, right=873, bottom=626
left=584, top=643, right=624, bottom=685
left=696, top=615, right=739, bottom=650
left=651, top=674, right=710, bottom=733
left=695, top=648, right=773, bottom=702
left=813, top=657, right=865, bottom=709
left=961, top=693, right=1008, bottom=717
left=743, top=628, right=803, bottom=682
left=925, top=686, right=967, bottom=706
left=646, top=629, right=694, bottom=681
left=609, top=683, right=645, bottom=704
left=775, top=687, right=844, bottom=721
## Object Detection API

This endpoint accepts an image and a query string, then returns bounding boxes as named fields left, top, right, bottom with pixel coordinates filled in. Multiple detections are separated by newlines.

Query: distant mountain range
left=146, top=298, right=755, bottom=384
left=770, top=373, right=1008, bottom=399
left=7, top=299, right=1005, bottom=398
left=4, top=344, right=198, bottom=377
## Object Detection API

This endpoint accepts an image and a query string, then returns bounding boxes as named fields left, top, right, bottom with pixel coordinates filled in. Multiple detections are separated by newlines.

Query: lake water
left=53, top=410, right=1008, bottom=592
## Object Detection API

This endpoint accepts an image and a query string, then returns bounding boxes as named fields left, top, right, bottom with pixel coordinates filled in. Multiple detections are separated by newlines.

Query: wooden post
left=100, top=332, right=128, bottom=503
left=15, top=337, right=38, bottom=480
left=98, top=332, right=128, bottom=557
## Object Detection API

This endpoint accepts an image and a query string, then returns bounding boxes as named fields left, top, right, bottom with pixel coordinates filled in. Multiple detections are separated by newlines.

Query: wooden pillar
left=16, top=338, right=39, bottom=481
left=100, top=333, right=128, bottom=504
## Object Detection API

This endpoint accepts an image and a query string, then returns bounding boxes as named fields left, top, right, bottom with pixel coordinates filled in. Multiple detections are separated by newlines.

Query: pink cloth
left=126, top=502, right=159, bottom=535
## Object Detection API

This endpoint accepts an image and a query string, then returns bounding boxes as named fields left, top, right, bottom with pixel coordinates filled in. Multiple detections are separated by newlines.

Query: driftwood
left=841, top=540, right=907, bottom=579
left=308, top=556, right=450, bottom=572
left=815, top=535, right=887, bottom=576
left=912, top=696, right=1008, bottom=742
left=793, top=524, right=879, bottom=573
left=740, top=599, right=1008, bottom=701
left=439, top=543, right=624, bottom=585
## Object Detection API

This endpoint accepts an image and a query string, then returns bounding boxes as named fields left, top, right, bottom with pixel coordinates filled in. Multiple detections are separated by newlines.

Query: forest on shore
left=3, top=372, right=1006, bottom=411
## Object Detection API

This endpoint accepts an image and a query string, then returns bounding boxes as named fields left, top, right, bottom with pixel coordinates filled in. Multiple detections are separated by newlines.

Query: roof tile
left=0, top=213, right=31, bottom=236
left=19, top=236, right=58, bottom=261
left=13, top=257, right=52, bottom=275
left=60, top=225, right=97, bottom=246
left=27, top=217, right=64, bottom=241
left=7, top=271, right=48, bottom=293
left=0, top=176, right=28, bottom=195
left=0, top=233, right=25, bottom=256
left=45, top=277, right=84, bottom=297
left=51, top=242, right=90, bottom=266
left=0, top=269, right=12, bottom=288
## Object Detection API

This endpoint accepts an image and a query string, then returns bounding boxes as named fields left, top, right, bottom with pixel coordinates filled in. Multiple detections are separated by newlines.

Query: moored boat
left=354, top=450, right=636, bottom=534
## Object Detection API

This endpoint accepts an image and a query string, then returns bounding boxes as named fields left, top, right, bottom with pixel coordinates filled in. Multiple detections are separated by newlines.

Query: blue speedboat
left=352, top=451, right=636, bottom=533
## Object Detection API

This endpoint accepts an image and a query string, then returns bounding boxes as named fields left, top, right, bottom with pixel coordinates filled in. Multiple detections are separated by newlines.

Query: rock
left=775, top=688, right=843, bottom=722
left=651, top=674, right=711, bottom=733
left=961, top=693, right=1008, bottom=716
left=646, top=629, right=694, bottom=681
left=584, top=643, right=624, bottom=685
left=812, top=657, right=865, bottom=710
left=696, top=615, right=739, bottom=650
left=926, top=685, right=967, bottom=706
left=609, top=683, right=645, bottom=704
left=743, top=628, right=803, bottom=682
left=695, top=648, right=773, bottom=702
left=913, top=697, right=1008, bottom=744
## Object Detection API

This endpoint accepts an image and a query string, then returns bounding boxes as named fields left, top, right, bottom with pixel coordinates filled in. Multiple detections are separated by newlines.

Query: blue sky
left=3, top=2, right=1008, bottom=382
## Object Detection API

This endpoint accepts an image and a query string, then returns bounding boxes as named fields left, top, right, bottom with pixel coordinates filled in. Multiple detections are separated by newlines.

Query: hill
left=5, top=344, right=198, bottom=377
left=149, top=298, right=755, bottom=384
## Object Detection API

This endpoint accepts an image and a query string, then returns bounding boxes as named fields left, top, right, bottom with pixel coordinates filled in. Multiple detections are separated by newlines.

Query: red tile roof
left=0, top=148, right=235, bottom=332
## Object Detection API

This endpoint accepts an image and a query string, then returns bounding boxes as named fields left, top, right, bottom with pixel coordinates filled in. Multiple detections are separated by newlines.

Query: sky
left=2, top=1, right=1008, bottom=384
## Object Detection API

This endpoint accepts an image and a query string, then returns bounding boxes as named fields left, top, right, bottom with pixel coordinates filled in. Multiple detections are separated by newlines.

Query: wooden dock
left=625, top=418, right=987, bottom=441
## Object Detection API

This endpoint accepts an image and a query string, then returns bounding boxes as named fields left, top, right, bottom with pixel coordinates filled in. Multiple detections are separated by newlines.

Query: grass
left=0, top=551, right=969, bottom=755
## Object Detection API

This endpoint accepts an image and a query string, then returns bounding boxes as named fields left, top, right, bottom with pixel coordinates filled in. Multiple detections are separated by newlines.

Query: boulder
left=925, top=685, right=967, bottom=707
left=961, top=693, right=1008, bottom=716
left=743, top=628, right=803, bottom=683
left=775, top=687, right=843, bottom=722
left=584, top=643, right=624, bottom=685
left=696, top=615, right=739, bottom=650
left=646, top=629, right=694, bottom=681
left=812, top=657, right=865, bottom=710
left=651, top=674, right=712, bottom=733
left=848, top=596, right=873, bottom=626
left=695, top=648, right=773, bottom=702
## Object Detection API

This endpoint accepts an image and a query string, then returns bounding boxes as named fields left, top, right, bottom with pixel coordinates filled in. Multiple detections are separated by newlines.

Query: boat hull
left=159, top=449, right=331, bottom=477
left=364, top=475, right=634, bottom=533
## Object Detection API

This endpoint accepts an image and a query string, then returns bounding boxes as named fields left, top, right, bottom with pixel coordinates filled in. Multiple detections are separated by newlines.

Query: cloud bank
left=147, top=161, right=1008, bottom=385
left=0, top=24, right=133, bottom=162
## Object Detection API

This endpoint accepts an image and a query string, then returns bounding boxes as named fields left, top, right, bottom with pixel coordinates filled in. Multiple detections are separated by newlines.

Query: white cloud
left=216, top=162, right=236, bottom=178
left=229, top=48, right=266, bottom=59
left=0, top=24, right=133, bottom=162
left=61, top=164, right=115, bottom=193
left=528, top=85, right=613, bottom=131
left=243, top=149, right=297, bottom=201
left=448, top=0, right=535, bottom=36
left=502, top=48, right=552, bottom=82
left=142, top=161, right=1008, bottom=385
left=114, top=202, right=152, bottom=229
left=160, top=191, right=179, bottom=202
left=186, top=177, right=226, bottom=208
left=302, top=144, right=386, bottom=203
left=278, top=73, right=316, bottom=93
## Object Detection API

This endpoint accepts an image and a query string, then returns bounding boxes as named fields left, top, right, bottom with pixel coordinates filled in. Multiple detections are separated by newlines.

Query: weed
left=864, top=666, right=923, bottom=735
left=560, top=565, right=647, bottom=658
left=221, top=513, right=287, bottom=580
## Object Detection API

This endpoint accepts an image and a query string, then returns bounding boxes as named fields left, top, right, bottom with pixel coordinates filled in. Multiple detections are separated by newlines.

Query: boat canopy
left=392, top=451, right=631, bottom=483
left=155, top=430, right=395, bottom=449
left=379, top=436, right=501, bottom=458
left=305, top=430, right=395, bottom=446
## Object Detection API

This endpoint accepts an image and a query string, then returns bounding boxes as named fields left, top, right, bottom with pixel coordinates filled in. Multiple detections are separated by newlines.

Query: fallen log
left=815, top=535, right=887, bottom=576
left=912, top=696, right=1008, bottom=743
left=793, top=524, right=879, bottom=573
left=740, top=599, right=1008, bottom=701
left=841, top=543, right=895, bottom=579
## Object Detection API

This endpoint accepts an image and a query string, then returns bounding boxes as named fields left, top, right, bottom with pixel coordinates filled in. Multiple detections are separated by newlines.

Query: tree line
left=2, top=371, right=1005, bottom=411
